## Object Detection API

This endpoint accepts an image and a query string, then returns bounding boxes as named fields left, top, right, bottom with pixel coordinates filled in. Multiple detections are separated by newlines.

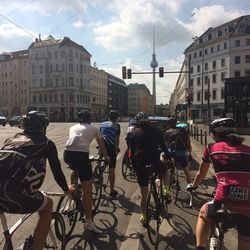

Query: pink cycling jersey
left=203, top=141, right=250, bottom=218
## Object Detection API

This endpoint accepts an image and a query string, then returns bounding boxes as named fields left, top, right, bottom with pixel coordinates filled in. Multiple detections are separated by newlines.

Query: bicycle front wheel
left=92, top=163, right=103, bottom=214
left=146, top=188, right=162, bottom=245
left=56, top=194, right=78, bottom=239
left=45, top=212, right=65, bottom=250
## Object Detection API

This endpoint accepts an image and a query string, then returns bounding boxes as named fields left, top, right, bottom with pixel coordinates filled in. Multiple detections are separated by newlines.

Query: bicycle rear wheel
left=56, top=194, right=78, bottom=239
left=146, top=187, right=162, bottom=245
left=45, top=212, right=65, bottom=250
left=92, top=163, right=103, bottom=213
left=170, top=165, right=179, bottom=203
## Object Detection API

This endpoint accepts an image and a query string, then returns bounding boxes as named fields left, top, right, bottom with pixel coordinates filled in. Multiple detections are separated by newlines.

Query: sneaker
left=186, top=183, right=193, bottom=191
left=84, top=221, right=101, bottom=234
left=110, top=189, right=118, bottom=197
left=140, top=214, right=147, bottom=227
left=209, top=236, right=218, bottom=249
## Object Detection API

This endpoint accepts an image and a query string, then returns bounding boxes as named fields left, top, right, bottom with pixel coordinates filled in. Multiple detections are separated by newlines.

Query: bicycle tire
left=45, top=212, right=65, bottom=250
left=122, top=150, right=129, bottom=178
left=170, top=164, right=179, bottom=203
left=92, top=163, right=103, bottom=213
left=146, top=186, right=162, bottom=245
left=56, top=195, right=78, bottom=239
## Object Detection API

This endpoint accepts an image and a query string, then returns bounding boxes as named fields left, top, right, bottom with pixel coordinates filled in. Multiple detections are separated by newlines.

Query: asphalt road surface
left=0, top=122, right=238, bottom=249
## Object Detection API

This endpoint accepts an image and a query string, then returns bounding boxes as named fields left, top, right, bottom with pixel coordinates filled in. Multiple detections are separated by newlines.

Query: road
left=0, top=122, right=239, bottom=249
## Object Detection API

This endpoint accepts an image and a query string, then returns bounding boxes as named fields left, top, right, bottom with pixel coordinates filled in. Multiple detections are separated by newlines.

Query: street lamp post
left=65, top=50, right=68, bottom=121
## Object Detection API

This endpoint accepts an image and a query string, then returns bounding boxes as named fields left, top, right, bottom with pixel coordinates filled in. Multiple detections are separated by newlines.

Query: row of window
left=192, top=88, right=225, bottom=102
left=190, top=72, right=227, bottom=87
left=234, top=55, right=250, bottom=64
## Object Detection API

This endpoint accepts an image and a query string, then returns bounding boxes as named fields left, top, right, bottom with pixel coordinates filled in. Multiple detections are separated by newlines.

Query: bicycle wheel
left=146, top=186, right=162, bottom=245
left=92, top=163, right=103, bottom=213
left=170, top=164, right=179, bottom=203
left=122, top=150, right=129, bottom=178
left=56, top=194, right=78, bottom=239
left=45, top=212, right=65, bottom=250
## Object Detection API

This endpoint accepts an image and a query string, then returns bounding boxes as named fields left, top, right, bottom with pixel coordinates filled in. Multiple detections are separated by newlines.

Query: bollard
left=196, top=127, right=199, bottom=141
left=204, top=131, right=207, bottom=146
left=200, top=129, right=203, bottom=145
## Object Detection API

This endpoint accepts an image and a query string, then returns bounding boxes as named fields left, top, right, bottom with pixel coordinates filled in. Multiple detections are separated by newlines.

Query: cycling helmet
left=22, top=111, right=49, bottom=132
left=209, top=118, right=236, bottom=134
left=109, top=110, right=119, bottom=121
left=176, top=123, right=188, bottom=129
left=135, top=112, right=148, bottom=124
left=77, top=110, right=91, bottom=123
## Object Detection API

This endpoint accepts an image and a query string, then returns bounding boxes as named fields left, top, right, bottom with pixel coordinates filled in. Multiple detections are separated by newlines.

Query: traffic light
left=122, top=66, right=127, bottom=79
left=127, top=69, right=132, bottom=79
left=159, top=67, right=164, bottom=77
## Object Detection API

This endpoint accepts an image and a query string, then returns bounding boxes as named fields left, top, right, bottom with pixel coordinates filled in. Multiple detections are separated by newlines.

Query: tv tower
left=150, top=27, right=158, bottom=116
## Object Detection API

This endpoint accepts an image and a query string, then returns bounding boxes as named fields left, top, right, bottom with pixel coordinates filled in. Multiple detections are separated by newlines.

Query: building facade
left=0, top=50, right=29, bottom=118
left=127, top=83, right=153, bottom=116
left=108, top=74, right=128, bottom=117
left=90, top=66, right=108, bottom=121
left=184, top=15, right=250, bottom=122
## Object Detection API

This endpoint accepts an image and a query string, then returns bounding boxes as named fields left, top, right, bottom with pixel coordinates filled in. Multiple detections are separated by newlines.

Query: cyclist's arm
left=95, top=130, right=109, bottom=161
left=192, top=159, right=210, bottom=188
left=46, top=140, right=69, bottom=192
left=115, top=123, right=121, bottom=152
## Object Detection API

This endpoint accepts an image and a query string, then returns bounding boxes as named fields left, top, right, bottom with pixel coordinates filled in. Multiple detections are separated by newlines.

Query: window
left=205, top=63, right=208, bottom=71
left=194, top=52, right=197, bottom=58
left=32, top=65, right=36, bottom=74
left=246, top=70, right=250, bottom=76
left=221, top=88, right=224, bottom=99
left=205, top=49, right=208, bottom=55
left=197, top=65, right=200, bottom=72
left=246, top=55, right=250, bottom=63
left=33, top=95, right=36, bottom=104
left=212, top=90, right=217, bottom=100
left=246, top=39, right=250, bottom=46
left=190, top=67, right=193, bottom=73
left=217, top=44, right=220, bottom=51
left=212, top=61, right=216, bottom=69
left=211, top=47, right=214, bottom=53
left=224, top=42, right=227, bottom=49
left=235, top=40, right=240, bottom=47
left=197, top=77, right=201, bottom=86
left=190, top=79, right=194, bottom=87
left=50, top=65, right=53, bottom=72
left=69, top=64, right=73, bottom=72
left=204, top=90, right=208, bottom=100
left=199, top=51, right=202, bottom=57
left=221, top=58, right=225, bottom=67
left=234, top=71, right=240, bottom=78
left=221, top=72, right=226, bottom=80
left=235, top=56, right=240, bottom=64
left=55, top=50, right=58, bottom=59
left=205, top=76, right=209, bottom=85
left=212, top=74, right=216, bottom=83
left=39, top=65, right=43, bottom=74
left=197, top=92, right=200, bottom=101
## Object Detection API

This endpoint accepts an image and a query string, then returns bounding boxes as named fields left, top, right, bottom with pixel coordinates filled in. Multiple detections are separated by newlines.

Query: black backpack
left=0, top=133, right=48, bottom=183
left=169, top=128, right=189, bottom=151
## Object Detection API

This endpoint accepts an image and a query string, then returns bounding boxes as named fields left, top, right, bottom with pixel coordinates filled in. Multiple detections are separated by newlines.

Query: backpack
left=169, top=128, right=189, bottom=151
left=0, top=133, right=48, bottom=183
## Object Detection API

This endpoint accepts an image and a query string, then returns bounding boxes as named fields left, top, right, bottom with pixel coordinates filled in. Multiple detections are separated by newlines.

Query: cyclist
left=129, top=112, right=174, bottom=225
left=100, top=110, right=121, bottom=197
left=64, top=110, right=110, bottom=233
left=165, top=119, right=193, bottom=189
left=0, top=111, right=74, bottom=250
left=188, top=118, right=250, bottom=250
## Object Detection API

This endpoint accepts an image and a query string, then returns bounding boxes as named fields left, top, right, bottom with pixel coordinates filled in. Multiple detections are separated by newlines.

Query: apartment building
left=90, top=66, right=108, bottom=121
left=28, top=36, right=92, bottom=121
left=0, top=50, right=29, bottom=118
left=184, top=15, right=250, bottom=122
left=127, top=83, right=154, bottom=116
left=108, top=74, right=128, bottom=117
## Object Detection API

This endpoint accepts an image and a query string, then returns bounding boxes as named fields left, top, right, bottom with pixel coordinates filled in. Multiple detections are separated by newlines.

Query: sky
left=0, top=0, right=249, bottom=104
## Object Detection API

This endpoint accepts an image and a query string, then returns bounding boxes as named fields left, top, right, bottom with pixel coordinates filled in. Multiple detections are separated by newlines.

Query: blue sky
left=0, top=0, right=249, bottom=104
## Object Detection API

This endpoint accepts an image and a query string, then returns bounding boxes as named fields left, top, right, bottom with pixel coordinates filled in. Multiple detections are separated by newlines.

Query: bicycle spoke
left=92, top=164, right=103, bottom=213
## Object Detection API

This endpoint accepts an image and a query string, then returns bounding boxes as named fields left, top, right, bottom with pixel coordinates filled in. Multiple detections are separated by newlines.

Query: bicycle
left=145, top=164, right=169, bottom=245
left=0, top=191, right=66, bottom=250
left=169, top=159, right=180, bottom=203
left=56, top=157, right=108, bottom=239
left=121, top=148, right=136, bottom=179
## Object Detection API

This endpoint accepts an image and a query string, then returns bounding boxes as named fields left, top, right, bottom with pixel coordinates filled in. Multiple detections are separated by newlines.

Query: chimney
left=39, top=34, right=41, bottom=41
left=35, top=38, right=38, bottom=43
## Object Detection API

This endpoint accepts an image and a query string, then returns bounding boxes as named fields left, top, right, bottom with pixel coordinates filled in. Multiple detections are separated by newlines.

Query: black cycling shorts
left=64, top=150, right=92, bottom=182
left=104, top=142, right=117, bottom=168
left=135, top=158, right=167, bottom=187
left=0, top=179, right=47, bottom=214
left=206, top=200, right=250, bottom=237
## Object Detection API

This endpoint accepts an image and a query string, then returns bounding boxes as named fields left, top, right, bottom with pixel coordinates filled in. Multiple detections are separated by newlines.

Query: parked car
left=147, top=116, right=170, bottom=133
left=0, top=116, right=7, bottom=126
left=9, top=115, right=22, bottom=127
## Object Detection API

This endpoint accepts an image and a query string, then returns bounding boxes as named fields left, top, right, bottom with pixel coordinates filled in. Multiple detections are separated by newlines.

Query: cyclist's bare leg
left=162, top=169, right=170, bottom=187
left=81, top=180, right=92, bottom=221
left=196, top=204, right=211, bottom=247
left=183, top=166, right=192, bottom=184
left=238, top=234, right=250, bottom=250
left=32, top=197, right=53, bottom=250
left=71, top=171, right=75, bottom=184
left=109, top=167, right=115, bottom=192
left=140, top=186, right=148, bottom=214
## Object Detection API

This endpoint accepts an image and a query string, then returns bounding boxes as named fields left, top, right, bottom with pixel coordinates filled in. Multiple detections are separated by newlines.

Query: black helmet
left=109, top=110, right=119, bottom=121
left=77, top=110, right=91, bottom=123
left=22, top=111, right=49, bottom=132
left=209, top=118, right=236, bottom=134
left=135, top=112, right=148, bottom=124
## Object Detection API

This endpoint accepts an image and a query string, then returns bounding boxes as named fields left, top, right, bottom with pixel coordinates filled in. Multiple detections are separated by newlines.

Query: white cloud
left=72, top=19, right=85, bottom=28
